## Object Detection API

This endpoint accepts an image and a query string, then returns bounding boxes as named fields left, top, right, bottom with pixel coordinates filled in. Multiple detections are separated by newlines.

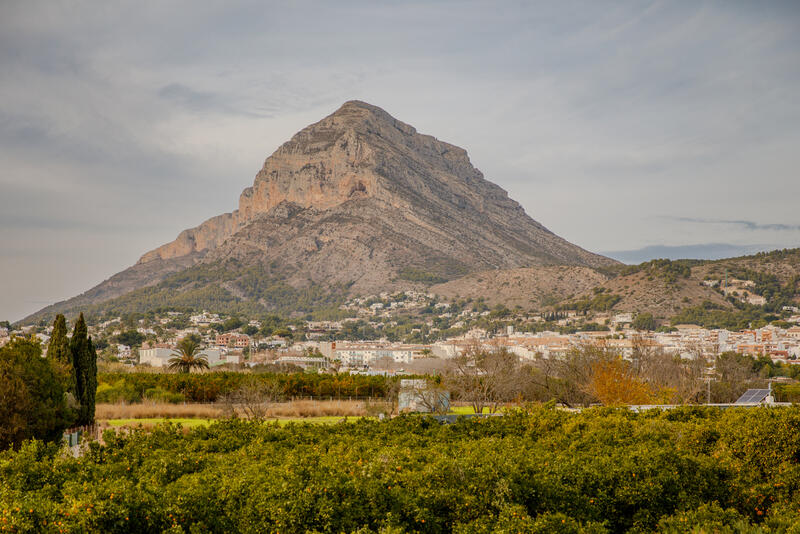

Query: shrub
left=143, top=387, right=185, bottom=404
left=95, top=379, right=139, bottom=404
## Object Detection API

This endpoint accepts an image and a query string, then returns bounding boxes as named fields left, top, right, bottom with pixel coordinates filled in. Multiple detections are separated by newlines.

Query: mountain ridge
left=24, top=101, right=617, bottom=323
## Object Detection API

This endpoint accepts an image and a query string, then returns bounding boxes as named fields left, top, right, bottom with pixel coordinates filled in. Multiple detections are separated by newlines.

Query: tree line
left=421, top=339, right=780, bottom=413
left=0, top=313, right=98, bottom=450
left=94, top=340, right=786, bottom=411
left=95, top=371, right=396, bottom=403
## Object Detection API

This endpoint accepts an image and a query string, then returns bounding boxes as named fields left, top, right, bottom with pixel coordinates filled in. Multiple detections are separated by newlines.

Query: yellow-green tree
left=0, top=338, right=72, bottom=449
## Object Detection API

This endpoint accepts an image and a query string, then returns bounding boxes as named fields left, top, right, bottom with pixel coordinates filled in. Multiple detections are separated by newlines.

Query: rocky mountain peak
left=137, top=101, right=614, bottom=280
left=27, top=101, right=620, bottom=323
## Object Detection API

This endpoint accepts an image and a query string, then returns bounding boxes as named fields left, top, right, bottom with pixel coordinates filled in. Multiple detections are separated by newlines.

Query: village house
left=215, top=333, right=251, bottom=348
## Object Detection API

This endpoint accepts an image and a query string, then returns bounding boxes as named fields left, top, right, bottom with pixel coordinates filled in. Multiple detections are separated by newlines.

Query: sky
left=1, top=1, right=799, bottom=322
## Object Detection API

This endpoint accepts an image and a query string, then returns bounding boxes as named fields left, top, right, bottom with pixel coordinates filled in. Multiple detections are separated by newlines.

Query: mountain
left=602, top=243, right=776, bottom=264
left=24, top=101, right=617, bottom=323
left=139, top=101, right=613, bottom=272
left=424, top=248, right=800, bottom=325
left=551, top=249, right=800, bottom=323
left=430, top=266, right=611, bottom=309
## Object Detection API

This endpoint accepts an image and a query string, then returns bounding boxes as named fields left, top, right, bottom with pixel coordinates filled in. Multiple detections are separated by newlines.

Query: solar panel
left=735, top=389, right=770, bottom=404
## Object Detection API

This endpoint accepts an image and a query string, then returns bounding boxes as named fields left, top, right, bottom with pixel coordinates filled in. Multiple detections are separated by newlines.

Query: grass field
left=105, top=418, right=215, bottom=428
left=104, top=416, right=365, bottom=428
left=451, top=405, right=486, bottom=414
left=96, top=399, right=369, bottom=420
left=98, top=402, right=495, bottom=430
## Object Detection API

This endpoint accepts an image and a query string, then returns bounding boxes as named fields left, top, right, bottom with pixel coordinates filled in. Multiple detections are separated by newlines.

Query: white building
left=333, top=344, right=426, bottom=367
left=138, top=347, right=174, bottom=367
left=139, top=347, right=222, bottom=367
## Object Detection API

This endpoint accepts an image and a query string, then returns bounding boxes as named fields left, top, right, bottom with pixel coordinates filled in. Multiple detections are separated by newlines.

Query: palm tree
left=168, top=339, right=210, bottom=373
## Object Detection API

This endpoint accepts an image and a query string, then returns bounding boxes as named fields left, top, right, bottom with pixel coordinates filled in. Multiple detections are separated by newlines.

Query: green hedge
left=97, top=372, right=396, bottom=402
left=2, top=406, right=800, bottom=532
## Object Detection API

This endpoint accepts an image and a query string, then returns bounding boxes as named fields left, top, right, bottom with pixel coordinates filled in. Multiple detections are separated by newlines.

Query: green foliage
left=0, top=338, right=73, bottom=449
left=143, top=387, right=185, bottom=404
left=488, top=304, right=511, bottom=319
left=258, top=314, right=286, bottom=337
left=632, top=312, right=656, bottom=331
left=242, top=325, right=258, bottom=336
left=95, top=380, right=139, bottom=404
left=657, top=503, right=760, bottom=533
left=234, top=265, right=351, bottom=314
left=46, top=314, right=70, bottom=365
left=69, top=313, right=98, bottom=426
left=396, top=267, right=448, bottom=284
left=167, top=339, right=210, bottom=374
left=60, top=264, right=353, bottom=321
left=560, top=291, right=622, bottom=313
left=670, top=301, right=771, bottom=329
left=46, top=314, right=74, bottom=394
left=114, top=330, right=145, bottom=347
left=620, top=258, right=699, bottom=284
left=727, top=268, right=799, bottom=311
left=4, top=407, right=800, bottom=532
left=96, top=372, right=395, bottom=403
left=86, top=336, right=97, bottom=423
left=221, top=317, right=244, bottom=332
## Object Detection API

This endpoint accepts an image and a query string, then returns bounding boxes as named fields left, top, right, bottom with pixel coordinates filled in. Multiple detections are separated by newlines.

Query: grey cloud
left=158, top=83, right=267, bottom=117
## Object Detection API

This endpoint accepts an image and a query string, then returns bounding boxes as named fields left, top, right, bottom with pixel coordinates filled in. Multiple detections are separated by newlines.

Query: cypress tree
left=47, top=314, right=77, bottom=424
left=47, top=314, right=71, bottom=364
left=86, top=335, right=98, bottom=423
left=69, top=313, right=92, bottom=425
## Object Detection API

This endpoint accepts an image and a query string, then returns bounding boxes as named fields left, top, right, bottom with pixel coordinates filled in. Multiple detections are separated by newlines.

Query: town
left=5, top=288, right=800, bottom=374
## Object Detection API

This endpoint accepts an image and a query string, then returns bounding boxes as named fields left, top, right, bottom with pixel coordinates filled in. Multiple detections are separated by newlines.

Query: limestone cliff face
left=137, top=100, right=578, bottom=268
left=140, top=102, right=393, bottom=263
left=138, top=212, right=239, bottom=263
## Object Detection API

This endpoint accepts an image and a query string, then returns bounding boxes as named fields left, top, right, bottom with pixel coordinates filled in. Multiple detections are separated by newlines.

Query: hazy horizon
left=2, top=1, right=799, bottom=322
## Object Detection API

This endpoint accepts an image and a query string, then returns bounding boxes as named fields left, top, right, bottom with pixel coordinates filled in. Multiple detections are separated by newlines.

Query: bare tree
left=371, top=356, right=397, bottom=371
left=712, top=352, right=764, bottom=402
left=630, top=336, right=710, bottom=404
left=405, top=357, right=452, bottom=376
left=221, top=377, right=285, bottom=422
left=402, top=379, right=450, bottom=414
left=528, top=341, right=617, bottom=408
left=446, top=343, right=519, bottom=414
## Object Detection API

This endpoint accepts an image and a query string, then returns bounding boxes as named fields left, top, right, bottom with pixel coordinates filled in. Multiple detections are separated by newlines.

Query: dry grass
left=262, top=400, right=366, bottom=418
left=96, top=402, right=224, bottom=420
left=96, top=400, right=370, bottom=420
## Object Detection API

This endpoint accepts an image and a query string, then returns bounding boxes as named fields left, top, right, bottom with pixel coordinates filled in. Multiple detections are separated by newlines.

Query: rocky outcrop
left=138, top=212, right=239, bottom=263
left=138, top=100, right=614, bottom=270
